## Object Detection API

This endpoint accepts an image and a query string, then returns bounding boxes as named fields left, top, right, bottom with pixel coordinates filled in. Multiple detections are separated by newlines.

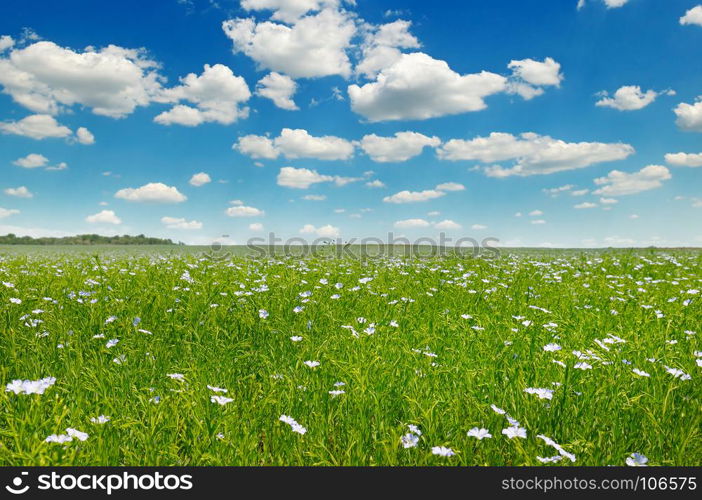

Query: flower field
left=1, top=249, right=700, bottom=466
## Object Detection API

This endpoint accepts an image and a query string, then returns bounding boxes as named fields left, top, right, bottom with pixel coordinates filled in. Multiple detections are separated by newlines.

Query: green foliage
left=0, top=234, right=178, bottom=246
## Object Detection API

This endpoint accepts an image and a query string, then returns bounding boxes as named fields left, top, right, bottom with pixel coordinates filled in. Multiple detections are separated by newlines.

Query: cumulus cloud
left=596, top=85, right=658, bottom=111
left=434, top=219, right=461, bottom=230
left=115, top=182, right=187, bottom=203
left=0, top=41, right=165, bottom=117
left=4, top=186, right=33, bottom=198
left=437, top=132, right=634, bottom=177
left=0, top=35, right=14, bottom=52
left=276, top=166, right=360, bottom=188
left=155, top=64, right=251, bottom=126
left=256, top=72, right=298, bottom=110
left=593, top=165, right=672, bottom=196
left=236, top=128, right=354, bottom=160
left=240, top=0, right=343, bottom=24
left=365, top=179, right=385, bottom=188
left=13, top=153, right=48, bottom=168
left=225, top=205, right=265, bottom=217
left=302, top=194, right=326, bottom=200
left=383, top=189, right=445, bottom=204
left=543, top=184, right=574, bottom=196
left=574, top=202, right=597, bottom=209
left=356, top=19, right=420, bottom=79
left=76, top=127, right=95, bottom=144
left=249, top=222, right=264, bottom=231
left=680, top=5, right=702, bottom=26
left=299, top=223, right=340, bottom=238
left=86, top=210, right=122, bottom=224
left=665, top=152, right=702, bottom=168
left=222, top=8, right=355, bottom=79
left=394, top=218, right=430, bottom=228
left=349, top=52, right=507, bottom=122
left=0, top=207, right=20, bottom=219
left=0, top=114, right=72, bottom=140
left=189, top=172, right=211, bottom=186
left=507, top=57, right=563, bottom=99
left=161, top=216, right=203, bottom=229
left=674, top=98, right=702, bottom=132
left=359, top=131, right=440, bottom=162
left=470, top=223, right=487, bottom=230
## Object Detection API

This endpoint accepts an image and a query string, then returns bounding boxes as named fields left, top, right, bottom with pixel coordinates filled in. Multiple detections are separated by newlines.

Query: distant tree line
left=0, top=233, right=181, bottom=245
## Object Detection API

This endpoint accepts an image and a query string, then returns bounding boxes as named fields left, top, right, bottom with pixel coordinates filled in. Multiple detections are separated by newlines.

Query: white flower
left=329, top=390, right=345, bottom=397
left=626, top=453, right=648, bottom=466
left=431, top=446, right=455, bottom=457
left=258, top=309, right=269, bottom=319
left=490, top=404, right=506, bottom=415
left=167, top=373, right=185, bottom=381
left=66, top=428, right=89, bottom=441
left=543, top=343, right=561, bottom=352
left=210, top=395, right=234, bottom=405
left=303, top=360, right=320, bottom=368
left=5, top=377, right=56, bottom=395
left=45, top=434, right=72, bottom=444
left=279, top=414, right=307, bottom=435
left=574, top=362, right=592, bottom=370
left=664, top=366, right=691, bottom=380
left=537, top=455, right=563, bottom=463
left=524, top=387, right=554, bottom=400
left=90, top=415, right=111, bottom=424
left=207, top=385, right=228, bottom=393
left=105, top=339, right=119, bottom=348
left=502, top=426, right=527, bottom=439
left=105, top=316, right=118, bottom=324
left=632, top=368, right=650, bottom=377
left=401, top=433, right=419, bottom=448
left=290, top=336, right=303, bottom=342
left=536, top=434, right=576, bottom=462
left=293, top=306, right=304, bottom=313
left=9, top=297, right=21, bottom=304
left=467, top=427, right=492, bottom=440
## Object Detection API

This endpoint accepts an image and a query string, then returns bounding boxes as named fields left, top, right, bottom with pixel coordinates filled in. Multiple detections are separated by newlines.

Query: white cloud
left=76, top=127, right=95, bottom=145
left=665, top=152, right=702, bottom=168
left=86, top=210, right=122, bottom=225
left=155, top=64, right=251, bottom=126
left=249, top=222, right=264, bottom=231
left=435, top=219, right=461, bottom=230
left=240, top=0, right=342, bottom=24
left=0, top=41, right=164, bottom=117
left=360, top=131, right=440, bottom=162
left=531, top=219, right=546, bottom=224
left=273, top=128, right=354, bottom=160
left=356, top=19, right=420, bottom=79
left=13, top=153, right=48, bottom=168
left=383, top=189, right=445, bottom=204
left=302, top=194, right=326, bottom=200
left=571, top=188, right=589, bottom=196
left=438, top=132, right=634, bottom=177
left=0, top=114, right=72, bottom=140
left=365, top=179, right=385, bottom=188
left=3, top=186, right=33, bottom=198
left=222, top=8, right=355, bottom=79
left=394, top=218, right=430, bottom=228
left=0, top=35, right=14, bottom=52
left=604, top=0, right=629, bottom=8
left=256, top=72, right=298, bottom=110
left=629, top=214, right=639, bottom=219
left=680, top=5, right=702, bottom=26
left=189, top=172, right=212, bottom=186
left=599, top=197, right=618, bottom=204
left=276, top=166, right=360, bottom=189
left=543, top=184, right=574, bottom=196
left=115, top=182, right=187, bottom=203
left=235, top=134, right=279, bottom=159
left=0, top=207, right=20, bottom=218
left=160, top=216, right=203, bottom=229
left=299, top=223, right=340, bottom=238
left=507, top=57, right=563, bottom=99
left=236, top=128, right=354, bottom=160
left=596, top=85, right=658, bottom=111
left=593, top=165, right=672, bottom=196
left=225, top=205, right=265, bottom=217
left=349, top=52, right=507, bottom=122
left=529, top=210, right=543, bottom=216
left=674, top=98, right=702, bottom=132
left=470, top=223, right=487, bottom=230
left=574, top=201, right=597, bottom=209
left=435, top=182, right=465, bottom=192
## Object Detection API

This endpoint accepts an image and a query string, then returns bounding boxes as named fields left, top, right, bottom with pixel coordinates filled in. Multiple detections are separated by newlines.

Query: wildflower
left=258, top=309, right=269, bottom=319
left=502, top=426, right=527, bottom=439
left=626, top=453, right=648, bottom=466
left=279, top=415, right=306, bottom=435
left=167, top=373, right=185, bottom=381
left=632, top=369, right=650, bottom=377
left=431, top=446, right=455, bottom=457
left=467, top=427, right=492, bottom=440
left=293, top=306, right=304, bottom=313
left=537, top=434, right=576, bottom=462
left=401, top=433, right=419, bottom=448
left=552, top=360, right=566, bottom=368
left=105, top=316, right=117, bottom=324
left=90, top=415, right=110, bottom=424
left=664, top=366, right=690, bottom=380
left=9, top=297, right=21, bottom=304
left=537, top=455, right=563, bottom=463
left=389, top=320, right=399, bottom=327
left=574, top=362, right=592, bottom=370
left=66, top=428, right=89, bottom=441
left=543, top=343, right=561, bottom=352
left=5, top=377, right=56, bottom=395
left=113, top=355, right=126, bottom=364
left=407, top=424, right=422, bottom=436
left=211, top=395, right=234, bottom=405
left=207, top=385, right=228, bottom=393
left=524, top=387, right=554, bottom=400
left=329, top=390, right=345, bottom=397
left=105, top=339, right=119, bottom=348
left=290, top=336, right=303, bottom=342
left=303, top=360, right=320, bottom=368
left=490, top=404, right=506, bottom=415
left=45, top=434, right=72, bottom=444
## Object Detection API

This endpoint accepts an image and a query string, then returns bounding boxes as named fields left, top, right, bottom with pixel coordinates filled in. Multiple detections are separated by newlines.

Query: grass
left=0, top=247, right=700, bottom=466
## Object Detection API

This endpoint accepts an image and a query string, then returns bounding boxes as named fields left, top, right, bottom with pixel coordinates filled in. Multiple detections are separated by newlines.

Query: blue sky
left=0, top=0, right=701, bottom=247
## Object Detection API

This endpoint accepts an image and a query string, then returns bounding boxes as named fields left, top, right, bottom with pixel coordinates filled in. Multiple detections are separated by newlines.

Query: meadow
left=0, top=247, right=700, bottom=466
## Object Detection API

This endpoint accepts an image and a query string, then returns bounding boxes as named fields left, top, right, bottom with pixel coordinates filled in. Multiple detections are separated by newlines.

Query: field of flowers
left=0, top=248, right=700, bottom=466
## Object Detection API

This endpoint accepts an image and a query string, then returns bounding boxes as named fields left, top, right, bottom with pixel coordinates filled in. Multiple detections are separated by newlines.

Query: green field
left=1, top=247, right=700, bottom=466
